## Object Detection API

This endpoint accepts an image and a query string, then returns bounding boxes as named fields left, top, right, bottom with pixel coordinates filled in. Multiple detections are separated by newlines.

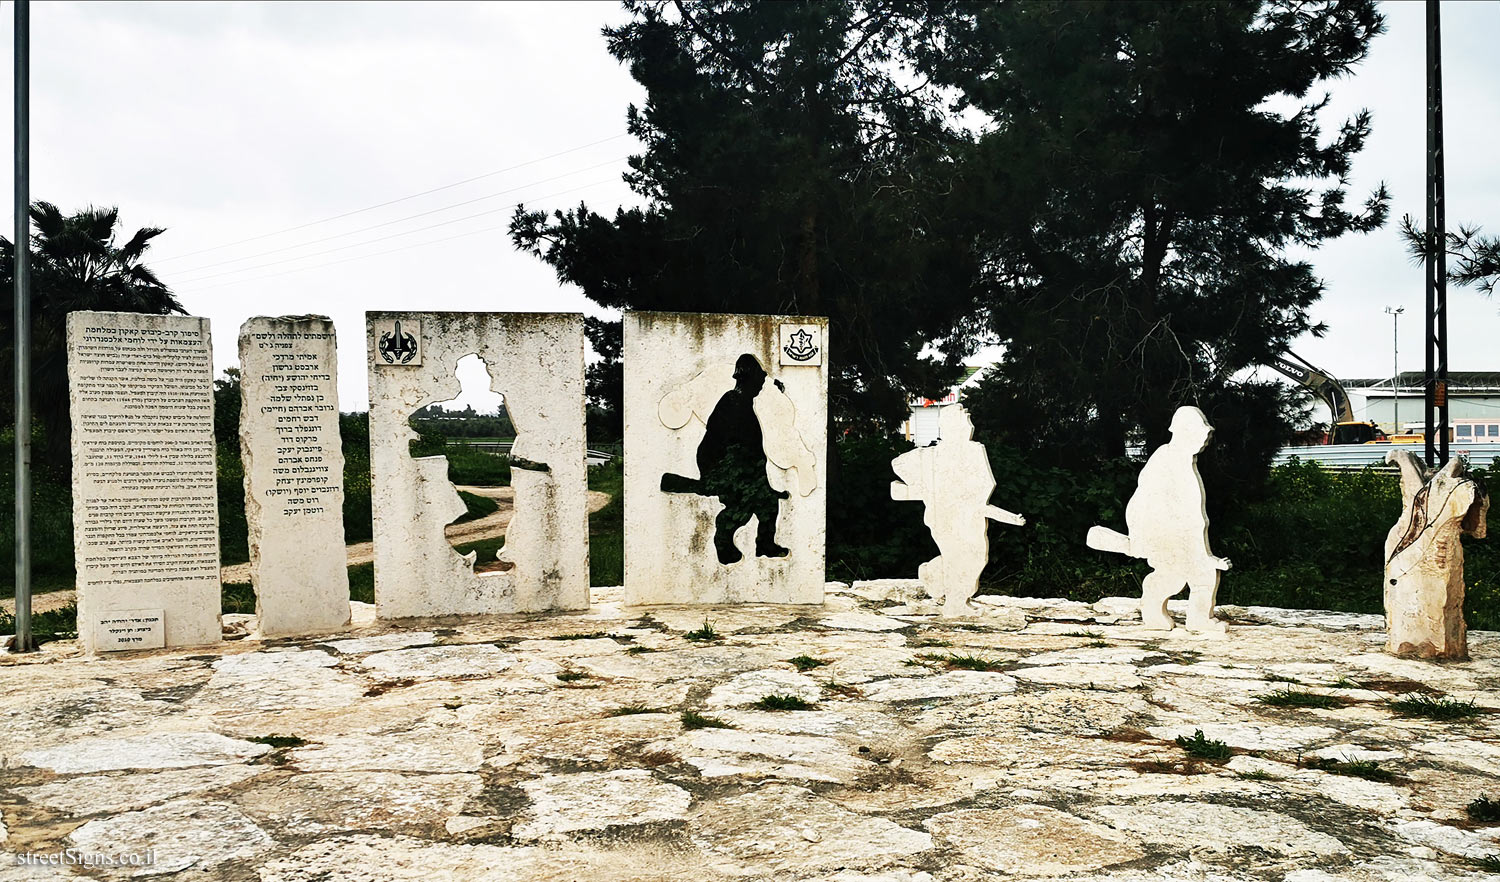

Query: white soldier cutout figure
left=1087, top=405, right=1231, bottom=634
left=890, top=404, right=1025, bottom=617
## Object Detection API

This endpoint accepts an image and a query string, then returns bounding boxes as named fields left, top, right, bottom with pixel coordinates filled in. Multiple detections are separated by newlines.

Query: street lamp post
left=1386, top=306, right=1404, bottom=434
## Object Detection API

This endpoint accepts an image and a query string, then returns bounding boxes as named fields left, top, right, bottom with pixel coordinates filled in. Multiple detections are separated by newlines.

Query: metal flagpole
left=11, top=0, right=35, bottom=653
left=1424, top=0, right=1449, bottom=467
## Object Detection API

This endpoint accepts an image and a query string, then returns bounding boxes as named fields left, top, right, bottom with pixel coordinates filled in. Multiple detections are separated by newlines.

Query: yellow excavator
left=1267, top=353, right=1388, bottom=445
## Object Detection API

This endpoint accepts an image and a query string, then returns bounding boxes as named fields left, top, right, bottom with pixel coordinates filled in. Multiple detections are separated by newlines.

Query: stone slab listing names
left=239, top=316, right=350, bottom=637
left=67, top=311, right=222, bottom=652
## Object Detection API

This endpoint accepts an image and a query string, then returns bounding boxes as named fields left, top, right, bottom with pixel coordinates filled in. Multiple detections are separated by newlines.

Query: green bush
left=588, top=460, right=624, bottom=586
left=826, top=434, right=937, bottom=581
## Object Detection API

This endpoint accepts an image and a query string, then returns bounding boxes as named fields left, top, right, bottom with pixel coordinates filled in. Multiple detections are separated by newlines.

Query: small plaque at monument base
left=94, top=609, right=166, bottom=652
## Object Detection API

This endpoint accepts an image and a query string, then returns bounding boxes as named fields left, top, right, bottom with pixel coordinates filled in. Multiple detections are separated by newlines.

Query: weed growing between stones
left=1468, top=795, right=1500, bottom=822
left=911, top=638, right=952, bottom=647
left=1388, top=693, right=1483, bottom=721
left=248, top=735, right=307, bottom=748
left=556, top=671, right=591, bottom=682
left=1303, top=757, right=1395, bottom=781
left=920, top=653, right=1005, bottom=672
left=1236, top=769, right=1279, bottom=781
left=1263, top=673, right=1299, bottom=684
left=1065, top=630, right=1104, bottom=639
left=365, top=678, right=415, bottom=697
left=681, top=710, right=734, bottom=730
left=754, top=694, right=814, bottom=711
left=1474, top=856, right=1500, bottom=873
left=551, top=632, right=610, bottom=640
left=607, top=705, right=659, bottom=716
left=822, top=681, right=861, bottom=698
left=1329, top=676, right=1360, bottom=689
left=1175, top=729, right=1232, bottom=761
left=626, top=646, right=655, bottom=655
left=684, top=620, right=721, bottom=642
left=1256, top=689, right=1346, bottom=709
left=787, top=655, right=828, bottom=672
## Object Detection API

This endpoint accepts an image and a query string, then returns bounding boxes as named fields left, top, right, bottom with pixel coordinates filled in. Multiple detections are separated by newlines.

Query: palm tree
left=1, top=202, right=184, bottom=468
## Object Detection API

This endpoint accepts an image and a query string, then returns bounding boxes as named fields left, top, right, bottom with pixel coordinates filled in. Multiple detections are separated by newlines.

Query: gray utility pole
left=10, top=0, right=35, bottom=653
left=1386, top=306, right=1404, bottom=433
left=1424, top=0, right=1449, bottom=467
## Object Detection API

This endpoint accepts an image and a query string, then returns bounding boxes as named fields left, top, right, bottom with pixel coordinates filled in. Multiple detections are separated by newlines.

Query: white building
left=1345, top=371, right=1500, bottom=435
left=902, top=365, right=989, bottom=446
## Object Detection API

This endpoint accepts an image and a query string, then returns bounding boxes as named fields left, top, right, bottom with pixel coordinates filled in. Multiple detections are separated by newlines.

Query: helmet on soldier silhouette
left=1168, top=406, right=1213, bottom=451
left=732, top=354, right=767, bottom=395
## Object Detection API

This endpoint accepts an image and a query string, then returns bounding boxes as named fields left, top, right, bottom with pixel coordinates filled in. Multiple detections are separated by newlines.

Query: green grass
left=1175, top=729, right=1232, bottom=761
left=921, top=653, right=1005, bottom=672
left=753, top=694, right=814, bottom=711
left=454, top=491, right=500, bottom=524
left=556, top=671, right=591, bottom=683
left=587, top=460, right=623, bottom=586
left=625, top=646, right=655, bottom=655
left=222, top=582, right=256, bottom=614
left=247, top=734, right=307, bottom=749
left=0, top=604, right=78, bottom=644
left=788, top=655, right=828, bottom=672
left=1065, top=630, right=1104, bottom=639
left=1304, top=757, right=1395, bottom=781
left=1263, top=673, right=1299, bottom=684
left=443, top=448, right=512, bottom=486
left=1388, top=693, right=1483, bottom=721
left=349, top=563, right=375, bottom=604
left=1329, top=676, right=1361, bottom=689
left=1236, top=769, right=1278, bottom=781
left=551, top=632, right=609, bottom=640
left=681, top=710, right=734, bottom=730
left=1256, top=689, right=1346, bottom=709
left=606, top=704, right=659, bottom=717
left=1467, top=795, right=1500, bottom=823
left=1472, top=855, right=1500, bottom=873
left=911, top=638, right=952, bottom=648
left=684, top=620, right=721, bottom=642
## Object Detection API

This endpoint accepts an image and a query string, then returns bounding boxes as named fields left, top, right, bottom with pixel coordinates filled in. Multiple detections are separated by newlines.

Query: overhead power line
left=154, top=132, right=632, bottom=263
left=173, top=178, right=617, bottom=294
left=170, top=154, right=630, bottom=279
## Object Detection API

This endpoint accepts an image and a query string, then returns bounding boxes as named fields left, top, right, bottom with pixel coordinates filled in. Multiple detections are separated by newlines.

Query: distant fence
left=1272, top=443, right=1500, bottom=471
left=452, top=439, right=615, bottom=466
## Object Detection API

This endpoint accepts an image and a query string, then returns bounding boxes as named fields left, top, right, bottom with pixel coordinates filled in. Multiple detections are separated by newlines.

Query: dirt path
left=2, top=486, right=613, bottom=612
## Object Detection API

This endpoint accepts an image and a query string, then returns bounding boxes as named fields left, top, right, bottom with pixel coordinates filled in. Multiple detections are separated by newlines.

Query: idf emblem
left=375, top=319, right=421, bottom=366
left=778, top=324, right=822, bottom=366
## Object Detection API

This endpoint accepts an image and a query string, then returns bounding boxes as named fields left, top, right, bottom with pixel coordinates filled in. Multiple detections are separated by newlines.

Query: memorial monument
left=366, top=312, right=588, bottom=618
left=623, top=311, right=827, bottom=605
left=67, top=311, right=221, bottom=652
left=1384, top=449, right=1489, bottom=660
left=889, top=404, right=1025, bottom=617
left=1087, top=405, right=1230, bottom=634
left=239, top=315, right=350, bottom=637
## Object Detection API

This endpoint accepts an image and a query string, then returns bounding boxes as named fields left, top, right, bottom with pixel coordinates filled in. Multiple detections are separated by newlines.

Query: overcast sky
left=2, top=0, right=1496, bottom=414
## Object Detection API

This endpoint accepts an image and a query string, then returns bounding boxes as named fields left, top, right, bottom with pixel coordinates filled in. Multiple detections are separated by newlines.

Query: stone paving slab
left=2, top=583, right=1500, bottom=880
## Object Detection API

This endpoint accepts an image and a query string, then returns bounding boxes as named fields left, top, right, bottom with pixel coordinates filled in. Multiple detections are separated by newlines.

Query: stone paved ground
left=3, top=581, right=1500, bottom=881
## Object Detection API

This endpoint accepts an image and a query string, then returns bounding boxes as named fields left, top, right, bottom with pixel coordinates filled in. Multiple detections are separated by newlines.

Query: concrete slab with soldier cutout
left=623, top=311, right=828, bottom=605
left=366, top=312, right=588, bottom=618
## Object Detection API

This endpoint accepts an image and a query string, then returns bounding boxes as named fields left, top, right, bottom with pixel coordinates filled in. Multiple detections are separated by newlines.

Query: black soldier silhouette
left=661, top=354, right=790, bottom=565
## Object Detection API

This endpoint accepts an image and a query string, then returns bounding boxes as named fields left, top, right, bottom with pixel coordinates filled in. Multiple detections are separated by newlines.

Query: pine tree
left=919, top=0, right=1390, bottom=467
left=510, top=0, right=985, bottom=430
